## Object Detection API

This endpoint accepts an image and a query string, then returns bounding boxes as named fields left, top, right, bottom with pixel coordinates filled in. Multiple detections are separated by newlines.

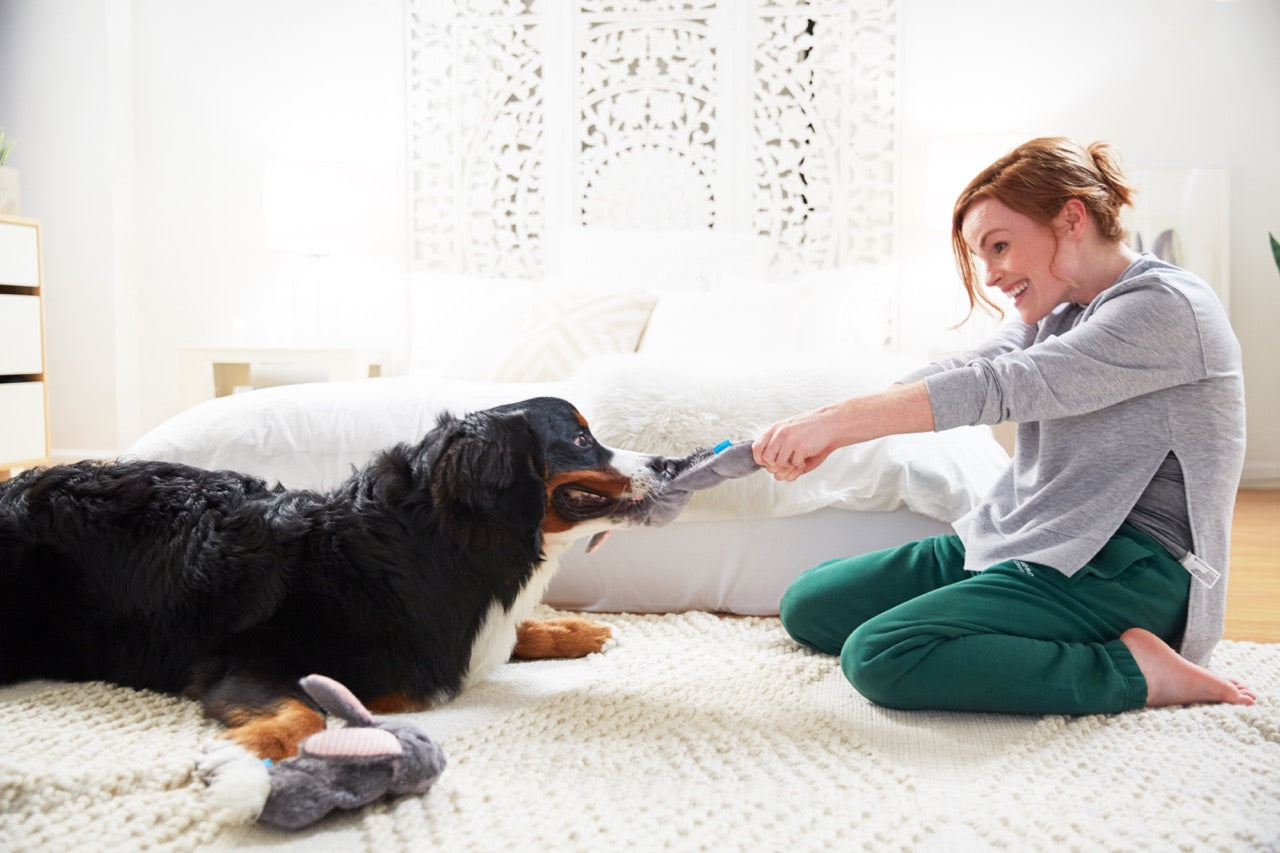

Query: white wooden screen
left=406, top=0, right=897, bottom=277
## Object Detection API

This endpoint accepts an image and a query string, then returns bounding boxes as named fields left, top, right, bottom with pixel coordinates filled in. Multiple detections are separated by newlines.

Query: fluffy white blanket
left=570, top=354, right=1007, bottom=522
left=3, top=609, right=1277, bottom=851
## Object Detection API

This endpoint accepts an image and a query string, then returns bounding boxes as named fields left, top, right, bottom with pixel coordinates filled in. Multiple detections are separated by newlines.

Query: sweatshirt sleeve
left=897, top=321, right=1037, bottom=385
left=922, top=280, right=1207, bottom=431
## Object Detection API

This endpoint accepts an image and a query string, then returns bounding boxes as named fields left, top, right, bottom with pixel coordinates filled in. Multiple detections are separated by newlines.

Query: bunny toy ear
left=299, top=674, right=376, bottom=726
left=299, top=726, right=403, bottom=761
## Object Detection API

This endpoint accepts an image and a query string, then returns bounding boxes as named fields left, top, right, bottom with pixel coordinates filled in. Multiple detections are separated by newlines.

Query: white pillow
left=638, top=269, right=898, bottom=358
left=488, top=291, right=656, bottom=382
left=406, top=273, right=655, bottom=382
left=125, top=377, right=571, bottom=492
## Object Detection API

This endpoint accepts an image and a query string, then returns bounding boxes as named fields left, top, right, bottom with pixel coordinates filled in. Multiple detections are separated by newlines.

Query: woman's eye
left=573, top=433, right=592, bottom=449
left=993, top=241, right=1008, bottom=254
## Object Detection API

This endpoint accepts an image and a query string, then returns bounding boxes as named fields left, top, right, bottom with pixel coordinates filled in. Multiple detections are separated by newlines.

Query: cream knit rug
left=2, top=609, right=1278, bottom=852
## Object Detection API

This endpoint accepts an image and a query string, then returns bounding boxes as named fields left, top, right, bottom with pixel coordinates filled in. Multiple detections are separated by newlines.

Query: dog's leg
left=198, top=675, right=326, bottom=763
left=512, top=618, right=612, bottom=659
left=364, top=694, right=434, bottom=714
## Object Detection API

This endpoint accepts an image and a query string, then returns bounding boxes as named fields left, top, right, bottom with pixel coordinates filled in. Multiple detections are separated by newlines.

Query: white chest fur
left=461, top=537, right=575, bottom=690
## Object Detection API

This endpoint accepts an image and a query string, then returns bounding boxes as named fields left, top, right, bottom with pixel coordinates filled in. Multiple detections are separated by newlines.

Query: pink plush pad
left=301, top=727, right=402, bottom=759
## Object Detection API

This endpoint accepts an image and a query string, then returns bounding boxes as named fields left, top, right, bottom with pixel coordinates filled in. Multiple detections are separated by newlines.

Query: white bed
left=126, top=345, right=1009, bottom=615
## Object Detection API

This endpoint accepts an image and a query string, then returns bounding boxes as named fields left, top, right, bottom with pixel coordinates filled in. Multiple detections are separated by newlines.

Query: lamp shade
left=263, top=161, right=375, bottom=255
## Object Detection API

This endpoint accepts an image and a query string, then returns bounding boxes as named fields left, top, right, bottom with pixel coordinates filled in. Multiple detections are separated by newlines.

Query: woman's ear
left=1054, top=197, right=1088, bottom=239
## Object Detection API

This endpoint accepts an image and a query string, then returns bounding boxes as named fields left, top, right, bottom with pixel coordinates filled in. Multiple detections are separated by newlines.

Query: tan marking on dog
left=365, top=694, right=434, bottom=714
left=512, top=617, right=612, bottom=659
left=220, top=698, right=326, bottom=763
left=541, top=469, right=633, bottom=534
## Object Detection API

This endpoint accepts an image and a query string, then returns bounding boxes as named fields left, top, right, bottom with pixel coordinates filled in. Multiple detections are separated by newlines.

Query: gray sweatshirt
left=900, top=254, right=1245, bottom=665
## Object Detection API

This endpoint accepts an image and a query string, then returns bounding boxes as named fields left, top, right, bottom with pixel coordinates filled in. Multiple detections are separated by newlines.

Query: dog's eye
left=572, top=433, right=592, bottom=449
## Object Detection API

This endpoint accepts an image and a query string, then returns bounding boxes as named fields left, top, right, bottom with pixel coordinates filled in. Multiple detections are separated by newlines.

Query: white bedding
left=126, top=356, right=1009, bottom=614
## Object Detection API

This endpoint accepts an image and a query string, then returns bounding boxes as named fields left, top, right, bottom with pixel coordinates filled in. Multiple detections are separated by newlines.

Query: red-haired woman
left=755, top=137, right=1254, bottom=713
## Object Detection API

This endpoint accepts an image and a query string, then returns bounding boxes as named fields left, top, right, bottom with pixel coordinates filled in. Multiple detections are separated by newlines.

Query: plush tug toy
left=584, top=440, right=761, bottom=552
left=650, top=440, right=761, bottom=523
left=199, top=674, right=446, bottom=830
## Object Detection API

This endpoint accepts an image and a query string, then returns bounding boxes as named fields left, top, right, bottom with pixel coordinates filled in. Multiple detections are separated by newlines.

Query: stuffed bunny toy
left=200, top=674, right=446, bottom=830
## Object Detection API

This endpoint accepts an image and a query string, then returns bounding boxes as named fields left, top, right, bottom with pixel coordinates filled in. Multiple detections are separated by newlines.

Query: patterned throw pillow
left=488, top=292, right=656, bottom=382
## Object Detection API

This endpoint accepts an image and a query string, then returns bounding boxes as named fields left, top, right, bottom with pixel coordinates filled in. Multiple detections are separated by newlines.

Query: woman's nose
left=983, top=264, right=1001, bottom=289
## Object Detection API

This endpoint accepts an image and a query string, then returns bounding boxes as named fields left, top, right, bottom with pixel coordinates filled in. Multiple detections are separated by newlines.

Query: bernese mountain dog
left=0, top=397, right=701, bottom=761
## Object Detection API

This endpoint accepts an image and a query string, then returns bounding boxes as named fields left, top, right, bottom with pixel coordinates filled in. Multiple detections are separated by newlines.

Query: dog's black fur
left=0, top=397, right=688, bottom=759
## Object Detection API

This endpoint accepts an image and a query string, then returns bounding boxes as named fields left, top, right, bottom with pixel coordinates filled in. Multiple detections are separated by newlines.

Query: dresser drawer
left=0, top=220, right=40, bottom=286
left=0, top=381, right=48, bottom=464
left=0, top=293, right=43, bottom=374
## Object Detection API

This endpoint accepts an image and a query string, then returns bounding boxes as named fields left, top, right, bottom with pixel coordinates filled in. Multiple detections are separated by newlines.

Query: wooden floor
left=1224, top=489, right=1280, bottom=643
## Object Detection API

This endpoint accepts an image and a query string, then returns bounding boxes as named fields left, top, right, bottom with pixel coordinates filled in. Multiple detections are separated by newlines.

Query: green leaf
left=1272, top=233, right=1280, bottom=277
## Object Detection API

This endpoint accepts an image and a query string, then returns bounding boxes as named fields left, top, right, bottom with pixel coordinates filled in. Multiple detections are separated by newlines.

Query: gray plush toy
left=648, top=440, right=762, bottom=526
left=200, top=674, right=446, bottom=830
left=583, top=440, right=762, bottom=553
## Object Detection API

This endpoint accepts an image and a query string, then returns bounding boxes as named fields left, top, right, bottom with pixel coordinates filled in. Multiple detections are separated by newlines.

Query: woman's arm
left=895, top=321, right=1037, bottom=385
left=752, top=381, right=934, bottom=482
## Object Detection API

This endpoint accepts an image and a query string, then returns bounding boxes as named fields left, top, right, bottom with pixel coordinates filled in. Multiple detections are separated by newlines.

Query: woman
left=753, top=137, right=1254, bottom=714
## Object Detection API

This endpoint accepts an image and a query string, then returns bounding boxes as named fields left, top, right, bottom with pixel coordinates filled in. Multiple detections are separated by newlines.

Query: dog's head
left=428, top=397, right=701, bottom=555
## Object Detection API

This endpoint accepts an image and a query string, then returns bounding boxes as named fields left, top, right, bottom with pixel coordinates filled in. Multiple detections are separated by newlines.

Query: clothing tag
left=1180, top=552, right=1221, bottom=589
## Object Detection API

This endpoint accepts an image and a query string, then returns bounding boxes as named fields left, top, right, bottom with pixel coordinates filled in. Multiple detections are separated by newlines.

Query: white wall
left=0, top=0, right=138, bottom=455
left=130, top=0, right=409, bottom=438
left=0, top=0, right=409, bottom=455
left=897, top=0, right=1280, bottom=486
left=2, top=0, right=1278, bottom=484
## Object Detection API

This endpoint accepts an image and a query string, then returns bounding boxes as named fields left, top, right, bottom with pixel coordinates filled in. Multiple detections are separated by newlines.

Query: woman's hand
left=752, top=407, right=842, bottom=482
left=752, top=382, right=935, bottom=483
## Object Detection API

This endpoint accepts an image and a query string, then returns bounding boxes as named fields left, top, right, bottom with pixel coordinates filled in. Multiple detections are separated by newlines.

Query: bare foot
left=1121, top=627, right=1256, bottom=708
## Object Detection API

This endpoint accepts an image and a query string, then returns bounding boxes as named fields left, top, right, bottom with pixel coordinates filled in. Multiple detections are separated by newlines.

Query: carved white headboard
left=406, top=0, right=898, bottom=278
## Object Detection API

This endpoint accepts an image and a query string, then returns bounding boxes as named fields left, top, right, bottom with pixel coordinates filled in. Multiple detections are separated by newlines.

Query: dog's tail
left=0, top=515, right=26, bottom=683
left=0, top=477, right=42, bottom=683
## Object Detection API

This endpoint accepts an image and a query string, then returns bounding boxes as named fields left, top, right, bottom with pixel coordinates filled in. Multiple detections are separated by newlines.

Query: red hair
left=950, top=137, right=1135, bottom=320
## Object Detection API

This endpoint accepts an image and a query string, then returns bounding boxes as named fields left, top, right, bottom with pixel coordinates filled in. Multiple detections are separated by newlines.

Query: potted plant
left=0, top=128, right=19, bottom=215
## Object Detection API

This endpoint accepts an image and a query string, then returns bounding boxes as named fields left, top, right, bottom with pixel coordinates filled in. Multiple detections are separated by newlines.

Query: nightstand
left=0, top=215, right=48, bottom=480
left=178, top=347, right=385, bottom=410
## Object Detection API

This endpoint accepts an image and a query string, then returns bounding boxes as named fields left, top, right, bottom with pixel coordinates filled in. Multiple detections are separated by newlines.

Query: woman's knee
left=840, top=621, right=910, bottom=709
left=779, top=562, right=847, bottom=655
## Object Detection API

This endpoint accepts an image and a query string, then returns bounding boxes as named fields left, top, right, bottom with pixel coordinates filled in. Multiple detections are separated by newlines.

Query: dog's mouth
left=552, top=484, right=648, bottom=522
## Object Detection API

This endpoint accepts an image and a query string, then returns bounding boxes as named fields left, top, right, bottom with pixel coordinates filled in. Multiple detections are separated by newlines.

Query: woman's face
left=961, top=197, right=1071, bottom=325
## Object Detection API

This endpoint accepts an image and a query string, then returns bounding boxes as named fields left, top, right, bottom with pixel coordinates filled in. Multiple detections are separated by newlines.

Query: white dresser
left=0, top=215, right=49, bottom=477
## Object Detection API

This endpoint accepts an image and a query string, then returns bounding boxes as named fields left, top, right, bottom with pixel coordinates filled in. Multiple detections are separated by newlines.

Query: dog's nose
left=649, top=457, right=681, bottom=480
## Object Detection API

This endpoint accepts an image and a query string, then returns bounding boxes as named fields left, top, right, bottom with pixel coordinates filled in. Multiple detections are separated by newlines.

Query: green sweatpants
left=779, top=524, right=1190, bottom=715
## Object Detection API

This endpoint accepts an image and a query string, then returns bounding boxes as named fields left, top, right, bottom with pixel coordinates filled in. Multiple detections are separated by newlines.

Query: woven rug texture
left=2, top=608, right=1278, bottom=852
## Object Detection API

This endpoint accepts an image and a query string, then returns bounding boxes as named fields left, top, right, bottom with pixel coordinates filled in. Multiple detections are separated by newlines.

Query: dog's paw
left=196, top=740, right=271, bottom=822
left=512, top=617, right=613, bottom=659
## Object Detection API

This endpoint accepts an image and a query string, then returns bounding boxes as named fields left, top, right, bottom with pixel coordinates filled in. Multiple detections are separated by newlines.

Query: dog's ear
left=430, top=410, right=546, bottom=540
